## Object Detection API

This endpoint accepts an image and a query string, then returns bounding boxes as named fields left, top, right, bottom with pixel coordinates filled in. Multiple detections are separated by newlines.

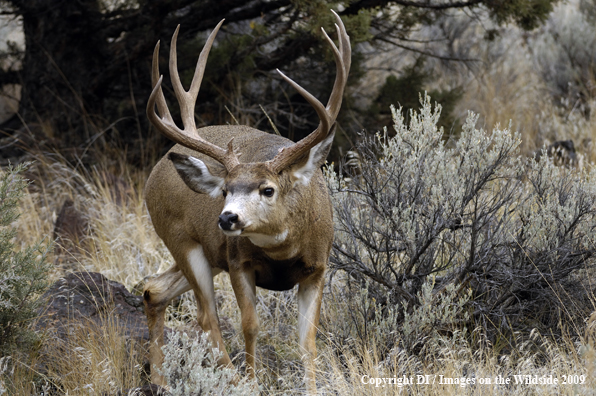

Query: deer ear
left=169, top=152, right=225, bottom=198
left=290, top=127, right=335, bottom=187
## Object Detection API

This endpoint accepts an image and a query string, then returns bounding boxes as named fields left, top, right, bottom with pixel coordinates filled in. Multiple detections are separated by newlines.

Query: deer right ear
left=290, top=127, right=335, bottom=187
left=169, top=152, right=225, bottom=198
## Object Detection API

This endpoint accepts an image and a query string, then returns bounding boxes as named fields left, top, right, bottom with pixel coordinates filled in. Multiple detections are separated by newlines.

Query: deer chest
left=251, top=254, right=316, bottom=291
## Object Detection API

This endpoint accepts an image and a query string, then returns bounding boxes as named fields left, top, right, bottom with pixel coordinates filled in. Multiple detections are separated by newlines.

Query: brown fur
left=143, top=12, right=349, bottom=393
left=143, top=125, right=333, bottom=392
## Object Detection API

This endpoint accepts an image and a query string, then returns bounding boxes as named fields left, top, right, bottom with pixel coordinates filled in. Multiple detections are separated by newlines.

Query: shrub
left=157, top=331, right=258, bottom=396
left=327, top=95, right=596, bottom=352
left=531, top=1, right=596, bottom=104
left=0, top=163, right=51, bottom=357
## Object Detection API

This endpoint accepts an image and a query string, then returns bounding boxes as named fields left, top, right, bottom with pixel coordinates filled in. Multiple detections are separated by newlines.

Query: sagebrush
left=157, top=330, right=258, bottom=396
left=327, top=95, right=596, bottom=353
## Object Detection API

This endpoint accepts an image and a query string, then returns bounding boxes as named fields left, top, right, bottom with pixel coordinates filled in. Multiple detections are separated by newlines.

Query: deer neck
left=245, top=224, right=306, bottom=261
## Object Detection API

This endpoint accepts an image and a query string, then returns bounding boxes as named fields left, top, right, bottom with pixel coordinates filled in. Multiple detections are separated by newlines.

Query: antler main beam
left=267, top=10, right=351, bottom=174
left=147, top=20, right=240, bottom=171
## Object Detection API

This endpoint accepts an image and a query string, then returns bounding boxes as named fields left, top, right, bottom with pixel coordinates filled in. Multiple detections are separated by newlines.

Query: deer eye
left=262, top=187, right=274, bottom=197
left=222, top=190, right=227, bottom=198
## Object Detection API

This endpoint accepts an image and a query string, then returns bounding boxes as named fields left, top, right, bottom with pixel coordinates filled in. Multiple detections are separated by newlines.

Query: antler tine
left=147, top=20, right=240, bottom=171
left=275, top=71, right=330, bottom=130
left=150, top=41, right=174, bottom=125
left=269, top=70, right=332, bottom=172
left=326, top=10, right=351, bottom=120
left=170, top=20, right=224, bottom=130
left=267, top=11, right=351, bottom=174
left=169, top=25, right=197, bottom=131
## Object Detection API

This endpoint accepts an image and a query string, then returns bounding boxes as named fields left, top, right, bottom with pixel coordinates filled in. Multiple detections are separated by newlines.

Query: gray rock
left=37, top=271, right=149, bottom=344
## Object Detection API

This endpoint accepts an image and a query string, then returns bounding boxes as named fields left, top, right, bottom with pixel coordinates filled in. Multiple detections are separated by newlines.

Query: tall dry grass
left=41, top=313, right=144, bottom=395
left=4, top=130, right=595, bottom=394
left=4, top=146, right=595, bottom=394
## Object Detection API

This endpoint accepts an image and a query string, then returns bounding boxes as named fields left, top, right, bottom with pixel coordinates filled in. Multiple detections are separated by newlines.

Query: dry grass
left=2, top=304, right=144, bottom=395
left=2, top=141, right=594, bottom=394
left=454, top=44, right=596, bottom=164
left=1, top=151, right=593, bottom=395
left=39, top=313, right=144, bottom=395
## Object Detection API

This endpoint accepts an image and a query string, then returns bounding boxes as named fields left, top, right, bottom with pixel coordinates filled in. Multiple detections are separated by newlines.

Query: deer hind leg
left=143, top=265, right=192, bottom=386
left=297, top=271, right=325, bottom=395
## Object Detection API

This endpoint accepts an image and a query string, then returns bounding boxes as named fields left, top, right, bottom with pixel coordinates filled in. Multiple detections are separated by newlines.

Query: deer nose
left=218, top=211, right=239, bottom=230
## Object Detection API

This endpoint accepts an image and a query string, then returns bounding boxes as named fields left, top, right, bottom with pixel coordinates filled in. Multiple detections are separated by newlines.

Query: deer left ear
left=290, top=127, right=335, bottom=187
left=169, top=152, right=225, bottom=198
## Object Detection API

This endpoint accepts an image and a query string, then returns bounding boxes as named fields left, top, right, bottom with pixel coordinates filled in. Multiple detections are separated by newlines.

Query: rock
left=36, top=272, right=220, bottom=393
left=547, top=139, right=579, bottom=167
left=535, top=139, right=582, bottom=168
left=37, top=272, right=149, bottom=344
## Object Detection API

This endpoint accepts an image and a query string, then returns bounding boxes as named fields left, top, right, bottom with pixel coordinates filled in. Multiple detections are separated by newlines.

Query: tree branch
left=375, top=35, right=479, bottom=62
left=345, top=0, right=483, bottom=14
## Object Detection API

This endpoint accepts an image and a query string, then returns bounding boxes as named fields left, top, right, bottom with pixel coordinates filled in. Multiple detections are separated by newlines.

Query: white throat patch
left=246, top=229, right=289, bottom=248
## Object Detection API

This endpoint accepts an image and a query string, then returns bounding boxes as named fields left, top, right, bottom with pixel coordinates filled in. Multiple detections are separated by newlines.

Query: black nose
left=218, top=211, right=239, bottom=230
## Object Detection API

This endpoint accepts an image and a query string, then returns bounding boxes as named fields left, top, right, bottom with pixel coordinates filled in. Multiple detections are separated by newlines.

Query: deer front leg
left=297, top=270, right=325, bottom=394
left=143, top=266, right=192, bottom=386
left=185, top=246, right=231, bottom=367
left=229, top=268, right=258, bottom=379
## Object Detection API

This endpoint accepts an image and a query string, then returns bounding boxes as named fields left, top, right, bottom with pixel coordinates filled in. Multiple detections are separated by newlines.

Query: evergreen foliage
left=0, top=163, right=51, bottom=357
left=369, top=58, right=463, bottom=134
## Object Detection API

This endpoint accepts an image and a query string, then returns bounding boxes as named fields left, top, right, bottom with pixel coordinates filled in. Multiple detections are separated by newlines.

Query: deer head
left=147, top=12, right=350, bottom=242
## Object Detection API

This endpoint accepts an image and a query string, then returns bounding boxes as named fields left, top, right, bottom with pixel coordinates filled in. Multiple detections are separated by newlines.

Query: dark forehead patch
left=227, top=180, right=264, bottom=195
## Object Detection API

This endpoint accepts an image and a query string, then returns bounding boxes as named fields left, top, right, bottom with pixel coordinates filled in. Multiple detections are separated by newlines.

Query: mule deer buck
left=143, top=11, right=350, bottom=393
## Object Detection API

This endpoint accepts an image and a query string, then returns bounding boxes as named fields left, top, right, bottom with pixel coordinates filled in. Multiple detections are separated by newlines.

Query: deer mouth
left=221, top=221, right=256, bottom=236
left=222, top=229, right=242, bottom=236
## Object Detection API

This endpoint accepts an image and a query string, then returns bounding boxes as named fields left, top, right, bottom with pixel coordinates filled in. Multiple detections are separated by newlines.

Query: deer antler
left=267, top=10, right=351, bottom=174
left=147, top=20, right=240, bottom=171
left=148, top=12, right=350, bottom=173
